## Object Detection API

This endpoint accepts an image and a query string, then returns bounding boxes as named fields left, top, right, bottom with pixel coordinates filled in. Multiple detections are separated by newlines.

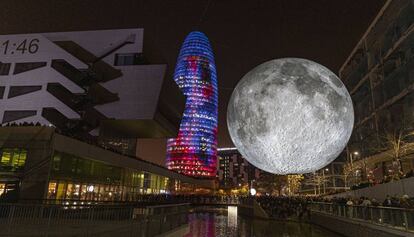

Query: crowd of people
left=256, top=196, right=311, bottom=220
left=349, top=169, right=414, bottom=192
left=326, top=194, right=414, bottom=209
left=2, top=122, right=43, bottom=127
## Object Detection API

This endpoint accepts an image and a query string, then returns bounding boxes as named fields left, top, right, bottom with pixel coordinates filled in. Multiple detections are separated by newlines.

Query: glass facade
left=0, top=148, right=27, bottom=172
left=47, top=151, right=170, bottom=202
left=341, top=1, right=414, bottom=160
left=336, top=1, right=414, bottom=184
left=166, top=31, right=218, bottom=178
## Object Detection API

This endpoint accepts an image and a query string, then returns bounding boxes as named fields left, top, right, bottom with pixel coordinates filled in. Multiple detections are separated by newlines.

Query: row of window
left=114, top=53, right=146, bottom=66
left=0, top=53, right=146, bottom=77
left=0, top=62, right=47, bottom=76
left=349, top=90, right=414, bottom=158
left=342, top=1, right=414, bottom=88
left=50, top=151, right=170, bottom=200
left=47, top=179, right=168, bottom=202
left=352, top=47, right=414, bottom=125
left=0, top=85, right=43, bottom=100
left=52, top=152, right=124, bottom=184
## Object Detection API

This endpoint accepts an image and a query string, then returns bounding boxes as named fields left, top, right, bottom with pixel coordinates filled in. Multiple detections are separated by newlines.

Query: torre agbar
left=166, top=31, right=218, bottom=178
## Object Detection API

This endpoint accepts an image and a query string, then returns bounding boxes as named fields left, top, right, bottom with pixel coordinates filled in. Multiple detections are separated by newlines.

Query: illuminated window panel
left=0, top=148, right=27, bottom=171
left=166, top=31, right=218, bottom=178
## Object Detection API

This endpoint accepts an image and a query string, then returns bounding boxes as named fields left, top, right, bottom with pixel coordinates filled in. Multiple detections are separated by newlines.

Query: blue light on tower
left=166, top=31, right=218, bottom=178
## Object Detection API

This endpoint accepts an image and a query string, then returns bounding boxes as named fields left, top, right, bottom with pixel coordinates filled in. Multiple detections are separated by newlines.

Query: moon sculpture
left=227, top=58, right=354, bottom=174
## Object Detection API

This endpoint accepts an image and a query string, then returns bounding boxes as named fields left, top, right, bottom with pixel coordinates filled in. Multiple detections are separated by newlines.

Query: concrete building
left=339, top=0, right=414, bottom=183
left=0, top=28, right=182, bottom=157
left=217, top=148, right=261, bottom=189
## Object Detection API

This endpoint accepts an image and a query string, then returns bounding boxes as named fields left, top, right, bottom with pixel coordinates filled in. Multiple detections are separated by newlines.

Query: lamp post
left=249, top=179, right=255, bottom=196
left=349, top=151, right=359, bottom=187
left=322, top=168, right=329, bottom=194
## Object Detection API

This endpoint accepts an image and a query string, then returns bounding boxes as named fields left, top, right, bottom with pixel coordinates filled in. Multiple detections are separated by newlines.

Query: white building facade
left=0, top=29, right=179, bottom=142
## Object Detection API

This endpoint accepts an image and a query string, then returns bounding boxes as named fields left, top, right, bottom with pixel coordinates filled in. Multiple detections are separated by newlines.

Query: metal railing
left=19, top=195, right=254, bottom=206
left=311, top=202, right=414, bottom=232
left=0, top=202, right=190, bottom=236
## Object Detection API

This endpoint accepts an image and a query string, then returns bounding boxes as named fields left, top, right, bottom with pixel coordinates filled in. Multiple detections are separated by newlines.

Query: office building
left=339, top=0, right=414, bottom=182
left=166, top=32, right=218, bottom=178
left=0, top=127, right=213, bottom=201
left=0, top=29, right=214, bottom=201
left=217, top=148, right=261, bottom=189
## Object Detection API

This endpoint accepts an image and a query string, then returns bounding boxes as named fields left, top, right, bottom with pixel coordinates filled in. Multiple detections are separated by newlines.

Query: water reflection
left=184, top=210, right=341, bottom=237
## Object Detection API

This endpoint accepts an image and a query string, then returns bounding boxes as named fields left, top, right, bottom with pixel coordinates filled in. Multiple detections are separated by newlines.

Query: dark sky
left=0, top=0, right=385, bottom=148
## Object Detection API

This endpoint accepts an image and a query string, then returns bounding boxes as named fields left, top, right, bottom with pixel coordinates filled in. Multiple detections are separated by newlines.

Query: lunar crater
left=227, top=58, right=354, bottom=174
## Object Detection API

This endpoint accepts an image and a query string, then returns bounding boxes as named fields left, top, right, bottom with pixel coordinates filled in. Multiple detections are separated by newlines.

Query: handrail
left=310, top=201, right=414, bottom=232
left=311, top=201, right=413, bottom=211
left=147, top=203, right=191, bottom=209
left=0, top=202, right=190, bottom=236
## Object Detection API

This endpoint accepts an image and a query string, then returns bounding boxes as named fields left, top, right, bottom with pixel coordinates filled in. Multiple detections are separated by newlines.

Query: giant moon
left=227, top=58, right=354, bottom=174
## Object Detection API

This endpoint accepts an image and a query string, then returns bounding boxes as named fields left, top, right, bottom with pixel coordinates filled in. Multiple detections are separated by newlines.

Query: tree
left=379, top=127, right=414, bottom=177
left=256, top=172, right=287, bottom=195
left=286, top=174, right=304, bottom=195
left=304, top=172, right=329, bottom=195
left=343, top=162, right=365, bottom=187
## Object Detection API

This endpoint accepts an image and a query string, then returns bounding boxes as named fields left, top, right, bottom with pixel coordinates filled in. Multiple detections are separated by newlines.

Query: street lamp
left=349, top=151, right=359, bottom=186
left=322, top=168, right=329, bottom=194
left=249, top=180, right=255, bottom=194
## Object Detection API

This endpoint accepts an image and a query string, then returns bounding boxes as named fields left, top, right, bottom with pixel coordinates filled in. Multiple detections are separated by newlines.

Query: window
left=8, top=85, right=41, bottom=98
left=51, top=152, right=122, bottom=184
left=1, top=151, right=11, bottom=167
left=52, top=154, right=61, bottom=171
left=114, top=53, right=145, bottom=66
left=13, top=62, right=46, bottom=75
left=0, top=148, right=27, bottom=171
left=47, top=182, right=57, bottom=199
left=0, top=62, right=11, bottom=75
left=0, top=183, right=5, bottom=196
left=2, top=110, right=36, bottom=123
left=0, top=87, right=4, bottom=99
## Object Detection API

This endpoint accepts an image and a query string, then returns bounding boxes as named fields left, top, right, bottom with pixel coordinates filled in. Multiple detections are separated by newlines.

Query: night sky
left=1, top=1, right=385, bottom=155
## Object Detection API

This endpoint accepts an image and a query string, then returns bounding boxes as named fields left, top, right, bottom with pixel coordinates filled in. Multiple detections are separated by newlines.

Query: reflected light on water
left=227, top=206, right=238, bottom=230
left=184, top=209, right=342, bottom=237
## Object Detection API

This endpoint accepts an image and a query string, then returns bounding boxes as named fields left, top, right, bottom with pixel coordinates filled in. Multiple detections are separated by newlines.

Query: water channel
left=183, top=208, right=342, bottom=237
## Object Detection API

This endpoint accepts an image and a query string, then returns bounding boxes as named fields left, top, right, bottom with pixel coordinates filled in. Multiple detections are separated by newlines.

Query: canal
left=183, top=208, right=342, bottom=237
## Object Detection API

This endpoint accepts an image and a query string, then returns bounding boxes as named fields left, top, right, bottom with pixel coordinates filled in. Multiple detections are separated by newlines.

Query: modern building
left=0, top=127, right=214, bottom=202
left=0, top=29, right=215, bottom=201
left=166, top=32, right=219, bottom=178
left=339, top=0, right=414, bottom=183
left=216, top=148, right=261, bottom=190
left=0, top=28, right=183, bottom=157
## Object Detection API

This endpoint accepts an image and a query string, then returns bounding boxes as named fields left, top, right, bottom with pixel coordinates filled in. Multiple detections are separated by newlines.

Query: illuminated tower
left=166, top=31, right=218, bottom=178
